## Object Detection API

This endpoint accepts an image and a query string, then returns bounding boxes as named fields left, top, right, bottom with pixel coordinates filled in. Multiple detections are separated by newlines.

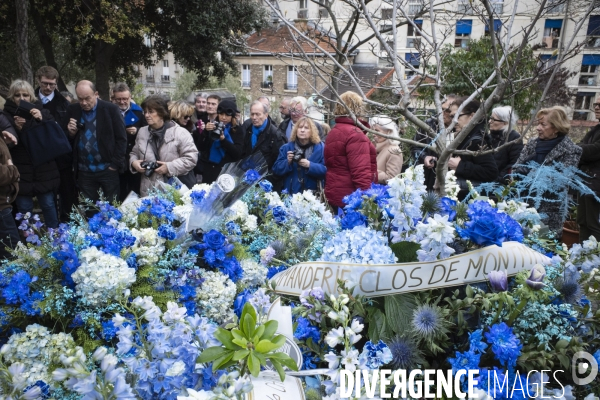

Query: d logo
left=572, top=351, right=599, bottom=386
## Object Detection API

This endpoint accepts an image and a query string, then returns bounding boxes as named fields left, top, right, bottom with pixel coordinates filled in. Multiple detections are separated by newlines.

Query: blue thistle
left=412, top=305, right=442, bottom=336
left=388, top=335, right=425, bottom=370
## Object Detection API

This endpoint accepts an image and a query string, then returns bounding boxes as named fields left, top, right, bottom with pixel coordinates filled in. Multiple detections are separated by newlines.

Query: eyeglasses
left=40, top=81, right=57, bottom=88
left=114, top=97, right=130, bottom=102
left=183, top=115, right=192, bottom=120
left=489, top=117, right=505, bottom=123
left=218, top=108, right=236, bottom=116
left=593, top=103, right=600, bottom=109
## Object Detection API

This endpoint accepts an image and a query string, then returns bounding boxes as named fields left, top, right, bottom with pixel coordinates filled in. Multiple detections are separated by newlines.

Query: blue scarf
left=252, top=119, right=269, bottom=149
left=208, top=123, right=234, bottom=164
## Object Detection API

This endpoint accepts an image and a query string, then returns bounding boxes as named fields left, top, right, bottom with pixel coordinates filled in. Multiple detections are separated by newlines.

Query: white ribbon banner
left=271, top=242, right=550, bottom=297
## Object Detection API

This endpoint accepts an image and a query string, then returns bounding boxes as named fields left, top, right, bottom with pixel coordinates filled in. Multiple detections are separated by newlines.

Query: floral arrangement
left=0, top=163, right=596, bottom=400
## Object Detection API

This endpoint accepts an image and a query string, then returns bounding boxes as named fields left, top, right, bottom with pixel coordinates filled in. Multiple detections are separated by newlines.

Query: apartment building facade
left=135, top=37, right=184, bottom=98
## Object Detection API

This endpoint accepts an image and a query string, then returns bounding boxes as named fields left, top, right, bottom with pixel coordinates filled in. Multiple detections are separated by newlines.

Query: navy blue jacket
left=272, top=141, right=326, bottom=194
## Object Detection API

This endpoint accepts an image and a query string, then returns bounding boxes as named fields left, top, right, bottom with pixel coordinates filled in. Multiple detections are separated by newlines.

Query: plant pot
left=562, top=220, right=579, bottom=248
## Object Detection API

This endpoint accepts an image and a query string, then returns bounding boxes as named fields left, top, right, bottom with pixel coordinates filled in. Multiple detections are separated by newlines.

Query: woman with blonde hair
left=273, top=116, right=326, bottom=194
left=1, top=79, right=60, bottom=228
left=513, top=106, right=582, bottom=235
left=169, top=100, right=196, bottom=133
left=370, top=115, right=403, bottom=183
left=324, top=91, right=377, bottom=210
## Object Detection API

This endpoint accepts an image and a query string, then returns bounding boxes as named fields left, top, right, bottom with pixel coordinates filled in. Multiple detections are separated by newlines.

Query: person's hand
left=287, top=151, right=294, bottom=164
left=7, top=158, right=13, bottom=166
left=205, top=122, right=215, bottom=131
left=219, top=133, right=225, bottom=141
left=154, top=161, right=169, bottom=175
left=448, top=156, right=461, bottom=170
left=132, top=160, right=146, bottom=173
left=197, top=120, right=205, bottom=132
left=424, top=156, right=436, bottom=169
left=30, top=108, right=42, bottom=121
left=298, top=159, right=311, bottom=169
left=2, top=131, right=17, bottom=145
left=108, top=166, right=117, bottom=171
left=67, top=118, right=78, bottom=135
left=14, top=116, right=26, bottom=131
left=126, top=126, right=137, bottom=135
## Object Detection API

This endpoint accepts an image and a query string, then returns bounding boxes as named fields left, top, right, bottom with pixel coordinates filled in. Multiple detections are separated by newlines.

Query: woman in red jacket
left=324, top=91, right=377, bottom=211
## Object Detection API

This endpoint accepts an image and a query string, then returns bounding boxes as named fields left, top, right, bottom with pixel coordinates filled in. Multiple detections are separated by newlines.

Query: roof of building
left=320, top=64, right=393, bottom=99
left=241, top=21, right=348, bottom=56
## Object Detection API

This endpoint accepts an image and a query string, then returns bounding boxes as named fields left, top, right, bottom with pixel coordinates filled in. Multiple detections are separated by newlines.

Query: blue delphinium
left=469, top=329, right=488, bottom=353
left=259, top=180, right=273, bottom=192
left=358, top=340, right=393, bottom=369
left=234, top=288, right=254, bottom=318
left=484, top=322, right=522, bottom=369
left=340, top=210, right=367, bottom=230
left=302, top=352, right=320, bottom=370
left=448, top=350, right=481, bottom=377
left=294, top=317, right=320, bottom=343
left=138, top=197, right=176, bottom=222
left=25, top=381, right=50, bottom=399
left=243, top=169, right=261, bottom=184
left=191, top=230, right=243, bottom=283
left=440, top=197, right=457, bottom=221
left=88, top=202, right=122, bottom=232
left=267, top=265, right=286, bottom=279
left=364, top=183, right=391, bottom=207
left=0, top=270, right=44, bottom=316
left=225, top=221, right=242, bottom=236
left=157, top=224, right=177, bottom=240
left=271, top=206, right=287, bottom=224
left=51, top=242, right=80, bottom=288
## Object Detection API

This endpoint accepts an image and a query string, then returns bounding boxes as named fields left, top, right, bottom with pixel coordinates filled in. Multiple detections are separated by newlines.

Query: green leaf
left=554, top=340, right=569, bottom=350
left=367, top=309, right=388, bottom=342
left=254, top=351, right=266, bottom=365
left=243, top=314, right=256, bottom=339
left=256, top=339, right=280, bottom=353
left=213, top=351, right=234, bottom=370
left=389, top=242, right=420, bottom=263
left=232, top=338, right=247, bottom=348
left=271, top=359, right=286, bottom=382
left=248, top=352, right=261, bottom=377
left=197, top=346, right=229, bottom=364
left=233, top=349, right=250, bottom=361
left=262, top=320, right=278, bottom=340
left=253, top=324, right=265, bottom=342
left=232, top=329, right=245, bottom=341
left=385, top=294, right=417, bottom=335
left=214, top=328, right=238, bottom=350
left=242, top=302, right=257, bottom=326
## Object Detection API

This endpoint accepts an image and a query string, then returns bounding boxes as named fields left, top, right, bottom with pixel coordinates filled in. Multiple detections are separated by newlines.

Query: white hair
left=370, top=115, right=399, bottom=139
left=491, top=106, right=518, bottom=133
left=290, top=96, right=308, bottom=111
left=251, top=100, right=269, bottom=114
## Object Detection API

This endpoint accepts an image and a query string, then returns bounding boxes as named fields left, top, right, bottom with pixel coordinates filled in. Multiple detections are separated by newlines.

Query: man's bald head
left=75, top=80, right=99, bottom=111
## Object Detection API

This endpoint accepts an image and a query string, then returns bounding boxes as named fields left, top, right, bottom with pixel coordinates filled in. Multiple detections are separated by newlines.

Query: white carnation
left=71, top=247, right=136, bottom=307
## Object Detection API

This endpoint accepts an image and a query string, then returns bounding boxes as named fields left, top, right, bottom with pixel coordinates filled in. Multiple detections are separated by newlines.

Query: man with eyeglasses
left=112, top=82, right=146, bottom=201
left=410, top=94, right=457, bottom=191
left=577, top=101, right=600, bottom=242
left=66, top=80, right=127, bottom=206
left=34, top=66, right=75, bottom=222
left=278, top=96, right=324, bottom=141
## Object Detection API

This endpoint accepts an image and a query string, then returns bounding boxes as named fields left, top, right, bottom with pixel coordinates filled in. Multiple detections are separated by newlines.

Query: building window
left=539, top=54, right=557, bottom=69
left=286, top=66, right=298, bottom=90
left=319, top=7, right=329, bottom=17
left=407, top=20, right=423, bottom=48
left=457, top=0, right=473, bottom=15
left=146, top=66, right=154, bottom=82
left=163, top=60, right=169, bottom=68
left=579, top=64, right=598, bottom=86
left=547, top=0, right=565, bottom=14
left=543, top=19, right=562, bottom=48
left=161, top=75, right=170, bottom=82
left=407, top=0, right=424, bottom=16
left=381, top=8, right=393, bottom=19
left=587, top=16, right=600, bottom=48
left=484, top=19, right=502, bottom=36
left=573, top=92, right=596, bottom=120
left=242, top=65, right=251, bottom=88
left=298, top=0, right=308, bottom=18
left=144, top=36, right=152, bottom=47
left=490, top=0, right=504, bottom=15
left=455, top=20, right=472, bottom=47
left=262, top=65, right=273, bottom=88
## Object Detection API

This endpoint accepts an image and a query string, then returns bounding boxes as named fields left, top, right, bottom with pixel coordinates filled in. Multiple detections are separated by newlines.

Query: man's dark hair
left=36, top=66, right=59, bottom=81
left=452, top=96, right=481, bottom=115
left=112, top=82, right=130, bottom=94
left=207, top=94, right=221, bottom=102
left=141, top=94, right=170, bottom=120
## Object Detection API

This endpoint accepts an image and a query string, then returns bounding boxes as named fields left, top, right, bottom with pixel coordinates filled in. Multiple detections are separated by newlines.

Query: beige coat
left=130, top=123, right=198, bottom=196
left=375, top=140, right=403, bottom=183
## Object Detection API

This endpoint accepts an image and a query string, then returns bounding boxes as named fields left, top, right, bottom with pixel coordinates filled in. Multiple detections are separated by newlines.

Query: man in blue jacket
left=112, top=82, right=146, bottom=200
left=66, top=80, right=127, bottom=204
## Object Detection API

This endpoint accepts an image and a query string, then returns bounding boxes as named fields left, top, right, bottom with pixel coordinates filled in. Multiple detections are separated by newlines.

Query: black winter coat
left=241, top=119, right=286, bottom=190
left=196, top=123, right=244, bottom=184
left=35, top=89, right=72, bottom=170
left=2, top=99, right=60, bottom=196
left=411, top=117, right=439, bottom=191
left=578, top=123, right=600, bottom=196
left=489, top=129, right=523, bottom=184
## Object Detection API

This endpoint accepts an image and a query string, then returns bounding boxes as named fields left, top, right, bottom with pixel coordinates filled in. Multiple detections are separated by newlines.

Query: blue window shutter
left=405, top=53, right=420, bottom=65
left=582, top=54, right=600, bottom=66
left=456, top=20, right=473, bottom=34
left=485, top=19, right=502, bottom=32
left=544, top=19, right=563, bottom=29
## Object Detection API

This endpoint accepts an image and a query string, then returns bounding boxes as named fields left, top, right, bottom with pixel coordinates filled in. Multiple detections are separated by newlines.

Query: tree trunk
left=29, top=0, right=68, bottom=91
left=15, top=0, right=33, bottom=84
left=94, top=40, right=115, bottom=101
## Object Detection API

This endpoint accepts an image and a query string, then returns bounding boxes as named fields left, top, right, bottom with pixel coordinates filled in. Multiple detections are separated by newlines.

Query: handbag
left=21, top=120, right=72, bottom=167
left=176, top=170, right=197, bottom=189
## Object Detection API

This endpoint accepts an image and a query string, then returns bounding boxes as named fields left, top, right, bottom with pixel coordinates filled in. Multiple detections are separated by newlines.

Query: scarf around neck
left=251, top=119, right=269, bottom=149
left=209, top=123, right=234, bottom=164
left=294, top=140, right=314, bottom=161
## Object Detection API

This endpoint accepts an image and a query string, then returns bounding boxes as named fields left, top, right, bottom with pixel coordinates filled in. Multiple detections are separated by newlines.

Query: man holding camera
left=66, top=80, right=127, bottom=204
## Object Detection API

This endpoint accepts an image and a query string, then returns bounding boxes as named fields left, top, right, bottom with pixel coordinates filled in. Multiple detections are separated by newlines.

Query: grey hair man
left=279, top=96, right=323, bottom=140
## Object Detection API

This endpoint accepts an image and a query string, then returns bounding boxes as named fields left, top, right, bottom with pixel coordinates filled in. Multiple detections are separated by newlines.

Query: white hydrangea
left=1, top=324, right=76, bottom=385
left=414, top=214, right=456, bottom=261
left=496, top=200, right=542, bottom=232
left=264, top=191, right=284, bottom=208
left=444, top=170, right=460, bottom=201
left=196, top=270, right=236, bottom=324
left=131, top=227, right=166, bottom=266
left=568, top=236, right=600, bottom=273
left=173, top=204, right=194, bottom=222
left=288, top=191, right=337, bottom=228
left=181, top=183, right=213, bottom=205
left=240, top=258, right=268, bottom=287
left=71, top=247, right=136, bottom=307
left=225, top=201, right=258, bottom=232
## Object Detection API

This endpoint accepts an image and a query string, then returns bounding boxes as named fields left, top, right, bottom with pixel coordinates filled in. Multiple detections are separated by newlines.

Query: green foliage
left=173, top=71, right=198, bottom=101
left=385, top=294, right=418, bottom=334
left=73, top=328, right=103, bottom=355
left=198, top=303, right=298, bottom=381
left=422, top=38, right=540, bottom=118
left=390, top=241, right=420, bottom=263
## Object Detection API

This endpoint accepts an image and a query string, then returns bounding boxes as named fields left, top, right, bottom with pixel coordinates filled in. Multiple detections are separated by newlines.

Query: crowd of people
left=0, top=65, right=599, bottom=258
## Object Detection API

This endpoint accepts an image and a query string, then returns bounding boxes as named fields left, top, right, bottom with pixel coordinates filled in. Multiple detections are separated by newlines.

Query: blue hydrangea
left=457, top=200, right=523, bottom=247
left=226, top=221, right=241, bottom=236
left=343, top=189, right=365, bottom=210
left=243, top=169, right=261, bottom=184
left=138, top=197, right=176, bottom=222
left=484, top=322, right=522, bottom=369
left=440, top=197, right=457, bottom=221
left=190, top=190, right=206, bottom=205
left=294, top=317, right=320, bottom=343
left=320, top=225, right=397, bottom=264
left=267, top=265, right=286, bottom=279
left=359, top=340, right=393, bottom=369
left=340, top=210, right=367, bottom=230
left=102, top=320, right=117, bottom=340
left=259, top=180, right=273, bottom=192
left=234, top=289, right=253, bottom=318
left=448, top=350, right=480, bottom=377
left=593, top=349, right=600, bottom=367
left=157, top=224, right=177, bottom=240
left=302, top=352, right=320, bottom=370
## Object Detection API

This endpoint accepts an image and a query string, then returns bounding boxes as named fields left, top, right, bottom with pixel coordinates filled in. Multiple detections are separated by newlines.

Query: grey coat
left=130, top=124, right=198, bottom=196
left=513, top=136, right=582, bottom=235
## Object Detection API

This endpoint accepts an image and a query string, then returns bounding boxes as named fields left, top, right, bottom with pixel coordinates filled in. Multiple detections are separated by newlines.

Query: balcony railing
left=242, top=80, right=251, bottom=88
left=146, top=76, right=155, bottom=83
left=579, top=76, right=598, bottom=86
left=297, top=9, right=308, bottom=18
left=261, top=81, right=273, bottom=89
left=542, top=36, right=560, bottom=48
left=587, top=36, right=600, bottom=48
left=161, top=75, right=170, bottom=82
left=407, top=3, right=424, bottom=16
left=284, top=83, right=298, bottom=90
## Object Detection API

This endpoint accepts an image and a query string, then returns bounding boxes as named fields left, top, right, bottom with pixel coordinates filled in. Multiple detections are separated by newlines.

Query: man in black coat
left=112, top=82, right=146, bottom=200
left=242, top=100, right=285, bottom=190
left=66, top=80, right=127, bottom=203
left=34, top=66, right=75, bottom=222
left=578, top=102, right=600, bottom=242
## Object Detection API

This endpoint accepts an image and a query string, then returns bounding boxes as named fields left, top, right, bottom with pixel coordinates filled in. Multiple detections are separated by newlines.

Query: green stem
left=491, top=297, right=504, bottom=324
left=506, top=298, right=528, bottom=326
left=271, top=258, right=293, bottom=268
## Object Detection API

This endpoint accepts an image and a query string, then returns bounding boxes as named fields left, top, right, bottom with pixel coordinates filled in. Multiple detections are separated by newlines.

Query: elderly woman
left=273, top=117, right=326, bottom=194
left=169, top=100, right=196, bottom=134
left=324, top=91, right=377, bottom=210
left=2, top=80, right=60, bottom=228
left=488, top=106, right=523, bottom=184
left=446, top=96, right=498, bottom=200
left=196, top=99, right=244, bottom=184
left=513, top=106, right=582, bottom=235
left=130, top=95, right=198, bottom=195
left=370, top=116, right=403, bottom=183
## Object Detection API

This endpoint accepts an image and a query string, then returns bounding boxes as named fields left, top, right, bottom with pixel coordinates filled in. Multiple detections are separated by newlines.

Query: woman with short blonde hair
left=535, top=106, right=570, bottom=136
left=169, top=100, right=196, bottom=133
left=333, top=91, right=363, bottom=117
